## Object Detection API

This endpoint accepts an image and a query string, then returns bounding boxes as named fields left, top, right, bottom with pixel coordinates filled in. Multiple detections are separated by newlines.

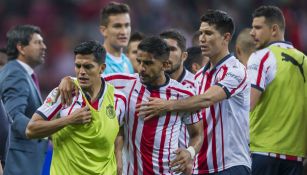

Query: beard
left=165, top=63, right=181, bottom=75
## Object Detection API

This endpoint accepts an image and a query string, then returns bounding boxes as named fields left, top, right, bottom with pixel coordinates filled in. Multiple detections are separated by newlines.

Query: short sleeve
left=247, top=49, right=276, bottom=91
left=36, top=88, right=62, bottom=120
left=216, top=64, right=248, bottom=98
left=114, top=90, right=127, bottom=127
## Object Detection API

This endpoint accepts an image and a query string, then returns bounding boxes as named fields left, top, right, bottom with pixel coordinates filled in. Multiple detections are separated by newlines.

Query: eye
left=75, top=64, right=81, bottom=68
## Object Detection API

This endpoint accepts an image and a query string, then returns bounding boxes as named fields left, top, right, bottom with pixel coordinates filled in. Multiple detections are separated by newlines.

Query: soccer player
left=25, top=41, right=126, bottom=175
left=100, top=2, right=134, bottom=74
left=248, top=5, right=307, bottom=175
left=59, top=36, right=203, bottom=174
left=127, top=32, right=145, bottom=72
left=137, top=10, right=251, bottom=174
left=235, top=28, right=256, bottom=66
left=184, top=46, right=209, bottom=74
left=159, top=29, right=196, bottom=149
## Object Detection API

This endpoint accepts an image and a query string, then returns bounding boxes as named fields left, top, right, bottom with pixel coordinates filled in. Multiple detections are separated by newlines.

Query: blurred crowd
left=0, top=0, right=306, bottom=97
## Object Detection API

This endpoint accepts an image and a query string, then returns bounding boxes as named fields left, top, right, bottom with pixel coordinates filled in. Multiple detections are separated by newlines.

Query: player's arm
left=250, top=87, right=262, bottom=111
left=58, top=76, right=78, bottom=106
left=115, top=126, right=124, bottom=175
left=170, top=121, right=203, bottom=174
left=26, top=106, right=91, bottom=139
left=137, top=85, right=227, bottom=120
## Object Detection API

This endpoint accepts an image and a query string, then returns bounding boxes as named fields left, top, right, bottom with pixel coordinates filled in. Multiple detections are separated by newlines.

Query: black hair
left=184, top=46, right=204, bottom=71
left=129, top=32, right=145, bottom=44
left=6, top=24, right=42, bottom=59
left=159, top=29, right=186, bottom=51
left=138, top=36, right=170, bottom=61
left=100, top=2, right=130, bottom=26
left=200, top=10, right=235, bottom=36
left=252, top=5, right=285, bottom=31
left=74, top=40, right=106, bottom=64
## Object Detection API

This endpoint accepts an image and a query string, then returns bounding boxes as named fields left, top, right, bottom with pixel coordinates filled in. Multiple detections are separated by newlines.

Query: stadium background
left=0, top=0, right=306, bottom=97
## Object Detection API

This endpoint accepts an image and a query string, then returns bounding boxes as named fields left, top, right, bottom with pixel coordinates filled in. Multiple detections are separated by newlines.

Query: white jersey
left=36, top=80, right=126, bottom=127
left=177, top=69, right=196, bottom=148
left=104, top=73, right=201, bottom=175
left=192, top=54, right=251, bottom=174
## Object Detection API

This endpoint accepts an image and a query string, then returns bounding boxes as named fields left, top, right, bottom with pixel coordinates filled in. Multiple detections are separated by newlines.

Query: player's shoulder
left=249, top=48, right=271, bottom=62
left=168, top=79, right=195, bottom=97
left=103, top=73, right=137, bottom=81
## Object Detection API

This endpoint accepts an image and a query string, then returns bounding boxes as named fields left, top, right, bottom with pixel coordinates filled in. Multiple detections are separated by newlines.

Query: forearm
left=188, top=130, right=203, bottom=154
left=26, top=115, right=70, bottom=139
left=169, top=95, right=212, bottom=113
left=187, top=122, right=204, bottom=154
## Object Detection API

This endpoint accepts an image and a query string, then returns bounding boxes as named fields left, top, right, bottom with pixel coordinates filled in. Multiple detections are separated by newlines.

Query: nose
left=79, top=66, right=86, bottom=75
left=120, top=25, right=131, bottom=35
left=199, top=33, right=205, bottom=43
left=250, top=29, right=255, bottom=37
left=41, top=42, right=47, bottom=50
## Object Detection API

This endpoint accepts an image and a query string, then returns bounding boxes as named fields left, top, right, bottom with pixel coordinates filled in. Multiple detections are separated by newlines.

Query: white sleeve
left=215, top=64, right=248, bottom=98
left=36, top=88, right=62, bottom=120
left=114, top=90, right=127, bottom=127
left=247, top=49, right=276, bottom=91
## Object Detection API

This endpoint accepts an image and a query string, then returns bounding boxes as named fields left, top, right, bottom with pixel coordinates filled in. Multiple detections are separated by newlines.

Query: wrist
left=186, top=146, right=196, bottom=160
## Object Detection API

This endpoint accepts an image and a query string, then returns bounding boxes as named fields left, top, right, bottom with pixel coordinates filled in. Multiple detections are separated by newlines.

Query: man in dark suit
left=0, top=99, right=10, bottom=175
left=0, top=25, right=48, bottom=175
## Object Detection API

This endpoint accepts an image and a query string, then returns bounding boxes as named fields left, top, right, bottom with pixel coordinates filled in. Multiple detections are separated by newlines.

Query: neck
left=103, top=42, right=122, bottom=57
left=84, top=78, right=103, bottom=102
left=170, top=65, right=184, bottom=81
left=150, top=73, right=167, bottom=87
left=17, top=56, right=36, bottom=69
left=210, top=49, right=229, bottom=67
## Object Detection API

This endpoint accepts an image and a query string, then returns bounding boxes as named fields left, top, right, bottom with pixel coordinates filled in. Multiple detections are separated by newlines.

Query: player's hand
left=68, top=106, right=92, bottom=124
left=136, top=97, right=171, bottom=121
left=170, top=148, right=193, bottom=175
left=58, top=76, right=78, bottom=106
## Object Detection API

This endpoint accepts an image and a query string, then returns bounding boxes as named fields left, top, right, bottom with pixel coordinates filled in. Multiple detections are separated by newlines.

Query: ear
left=191, top=63, right=200, bottom=74
left=271, top=24, right=279, bottom=37
left=16, top=42, right=25, bottom=56
left=235, top=45, right=241, bottom=57
left=181, top=51, right=188, bottom=62
left=223, top=32, right=232, bottom=43
left=100, top=63, right=106, bottom=74
left=162, top=60, right=171, bottom=71
left=99, top=26, right=107, bottom=37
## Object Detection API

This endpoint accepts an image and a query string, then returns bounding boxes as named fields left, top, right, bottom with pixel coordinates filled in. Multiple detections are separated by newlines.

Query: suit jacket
left=0, top=60, right=48, bottom=175
left=0, top=99, right=10, bottom=162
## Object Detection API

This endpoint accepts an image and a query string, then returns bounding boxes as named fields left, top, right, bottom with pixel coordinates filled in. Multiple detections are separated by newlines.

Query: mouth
left=78, top=77, right=89, bottom=84
left=118, top=37, right=128, bottom=43
left=200, top=45, right=209, bottom=52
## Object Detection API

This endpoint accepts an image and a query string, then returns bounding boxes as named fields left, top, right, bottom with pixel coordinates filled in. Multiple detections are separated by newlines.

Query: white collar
left=16, top=60, right=34, bottom=76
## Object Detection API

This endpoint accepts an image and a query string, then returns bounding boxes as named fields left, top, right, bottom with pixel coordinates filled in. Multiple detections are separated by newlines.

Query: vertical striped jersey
left=177, top=69, right=197, bottom=149
left=192, top=54, right=251, bottom=174
left=104, top=73, right=202, bottom=175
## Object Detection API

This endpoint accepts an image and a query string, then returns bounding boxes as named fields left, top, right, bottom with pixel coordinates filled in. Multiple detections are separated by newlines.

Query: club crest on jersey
left=106, top=104, right=116, bottom=119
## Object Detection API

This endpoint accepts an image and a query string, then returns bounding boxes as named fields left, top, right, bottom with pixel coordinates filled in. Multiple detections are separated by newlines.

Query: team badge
left=106, top=104, right=116, bottom=119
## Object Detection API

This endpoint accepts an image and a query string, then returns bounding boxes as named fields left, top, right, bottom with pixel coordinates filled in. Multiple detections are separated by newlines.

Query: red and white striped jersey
left=36, top=80, right=126, bottom=127
left=177, top=69, right=196, bottom=148
left=104, top=73, right=201, bottom=175
left=192, top=54, right=251, bottom=174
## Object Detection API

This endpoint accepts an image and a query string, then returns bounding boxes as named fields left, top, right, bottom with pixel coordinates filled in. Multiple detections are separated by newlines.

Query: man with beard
left=159, top=29, right=196, bottom=149
left=137, top=10, right=251, bottom=174
left=58, top=36, right=203, bottom=174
